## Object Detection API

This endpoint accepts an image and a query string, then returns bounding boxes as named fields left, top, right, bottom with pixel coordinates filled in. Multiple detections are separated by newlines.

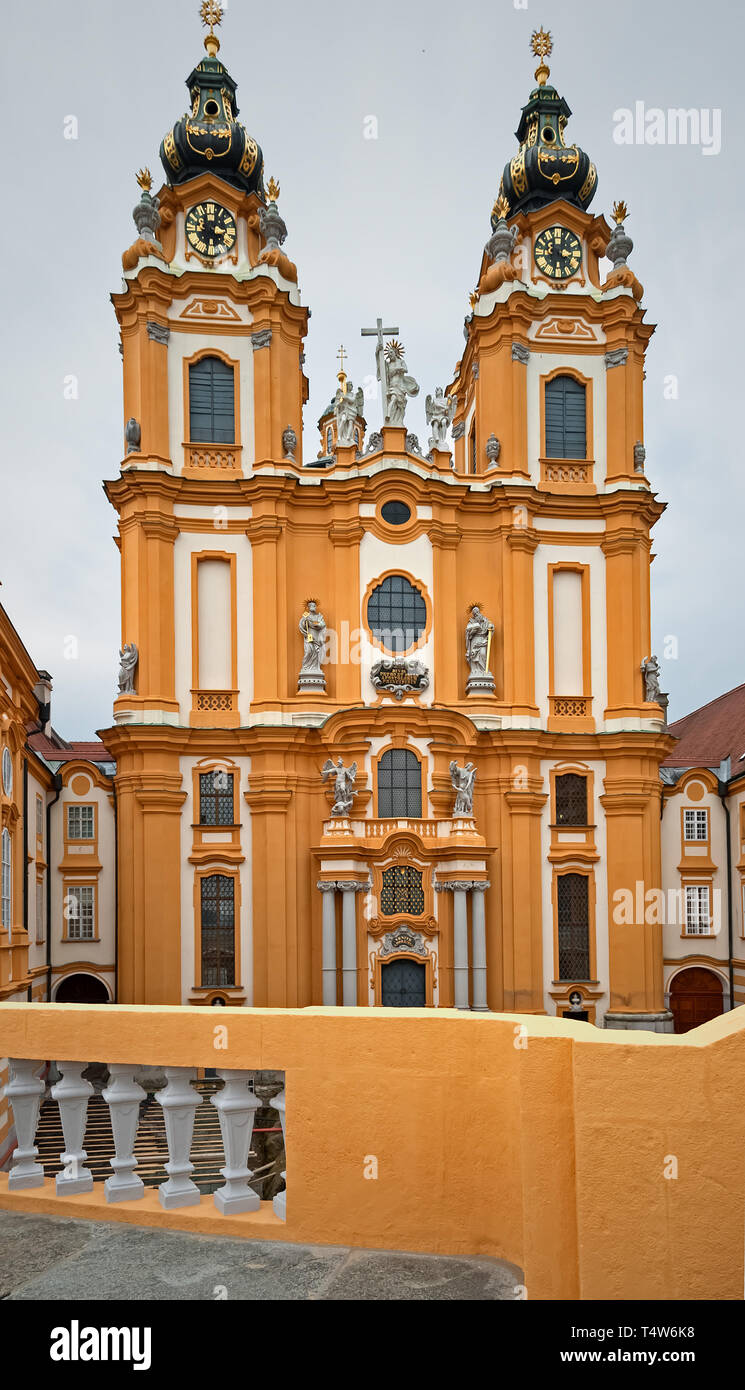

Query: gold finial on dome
left=492, top=192, right=510, bottom=222
left=612, top=199, right=629, bottom=225
left=530, top=26, right=553, bottom=86
left=336, top=343, right=348, bottom=393
left=267, top=176, right=281, bottom=202
left=136, top=168, right=152, bottom=192
left=469, top=289, right=478, bottom=310
left=200, top=0, right=223, bottom=56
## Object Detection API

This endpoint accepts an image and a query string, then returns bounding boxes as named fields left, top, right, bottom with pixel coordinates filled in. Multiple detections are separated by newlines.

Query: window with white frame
left=685, top=884, right=712, bottom=935
left=36, top=795, right=43, bottom=837
left=36, top=877, right=44, bottom=944
left=1, top=828, right=11, bottom=928
left=684, top=808, right=708, bottom=842
left=65, top=885, right=95, bottom=940
left=67, top=805, right=95, bottom=840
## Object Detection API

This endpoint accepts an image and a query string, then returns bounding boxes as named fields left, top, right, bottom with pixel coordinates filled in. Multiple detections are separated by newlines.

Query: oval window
left=381, top=500, right=411, bottom=526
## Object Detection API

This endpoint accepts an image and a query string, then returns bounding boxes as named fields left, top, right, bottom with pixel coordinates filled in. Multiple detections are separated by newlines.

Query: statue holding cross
left=361, top=318, right=419, bottom=426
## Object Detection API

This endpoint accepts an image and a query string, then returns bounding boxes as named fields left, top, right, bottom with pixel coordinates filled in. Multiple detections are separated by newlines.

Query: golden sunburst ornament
left=612, top=199, right=629, bottom=225
left=267, top=176, right=280, bottom=202
left=492, top=192, right=510, bottom=222
left=530, top=26, right=553, bottom=85
left=384, top=339, right=405, bottom=361
left=200, top=0, right=223, bottom=54
left=136, top=167, right=152, bottom=192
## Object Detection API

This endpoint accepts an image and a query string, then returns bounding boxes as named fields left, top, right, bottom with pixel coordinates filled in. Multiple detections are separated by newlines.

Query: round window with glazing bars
left=367, top=574, right=426, bottom=652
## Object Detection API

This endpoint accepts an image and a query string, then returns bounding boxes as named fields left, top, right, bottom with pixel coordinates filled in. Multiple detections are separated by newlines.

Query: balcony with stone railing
left=2, top=1001, right=745, bottom=1301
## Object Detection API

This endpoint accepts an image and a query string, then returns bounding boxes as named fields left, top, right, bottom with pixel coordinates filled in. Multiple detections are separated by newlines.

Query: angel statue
left=450, top=760, right=476, bottom=817
left=384, top=340, right=419, bottom=426
left=298, top=600, right=327, bottom=691
left=641, top=655, right=661, bottom=703
left=334, top=380, right=364, bottom=447
left=425, top=387, right=456, bottom=450
left=321, top=757, right=358, bottom=817
left=465, top=605, right=495, bottom=692
left=117, top=642, right=138, bottom=695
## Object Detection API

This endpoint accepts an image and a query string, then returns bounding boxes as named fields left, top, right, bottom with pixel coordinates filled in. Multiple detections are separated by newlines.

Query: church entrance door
left=670, top=967, right=724, bottom=1033
left=381, top=959, right=426, bottom=1007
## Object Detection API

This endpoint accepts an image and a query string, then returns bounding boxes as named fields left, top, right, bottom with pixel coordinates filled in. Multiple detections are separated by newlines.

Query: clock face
left=534, top=226, right=582, bottom=280
left=185, top=202, right=237, bottom=260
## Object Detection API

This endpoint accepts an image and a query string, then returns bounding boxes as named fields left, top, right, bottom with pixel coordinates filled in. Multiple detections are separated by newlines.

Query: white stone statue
left=450, top=760, right=477, bottom=817
left=321, top=757, right=358, bottom=816
left=641, top=655, right=661, bottom=703
left=333, top=381, right=364, bottom=447
left=384, top=341, right=419, bottom=426
left=298, top=600, right=327, bottom=690
left=117, top=643, right=138, bottom=695
left=425, top=387, right=456, bottom=450
left=465, top=606, right=494, bottom=676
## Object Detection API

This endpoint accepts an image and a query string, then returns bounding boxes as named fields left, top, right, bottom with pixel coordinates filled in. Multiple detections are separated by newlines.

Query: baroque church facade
left=3, top=11, right=745, bottom=1086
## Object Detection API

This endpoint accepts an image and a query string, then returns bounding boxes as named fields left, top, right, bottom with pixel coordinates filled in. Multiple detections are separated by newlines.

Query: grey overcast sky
left=0, top=0, right=742, bottom=737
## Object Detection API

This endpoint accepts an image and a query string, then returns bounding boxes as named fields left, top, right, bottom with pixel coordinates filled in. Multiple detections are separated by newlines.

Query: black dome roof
left=497, top=75, right=597, bottom=222
left=159, top=50, right=265, bottom=199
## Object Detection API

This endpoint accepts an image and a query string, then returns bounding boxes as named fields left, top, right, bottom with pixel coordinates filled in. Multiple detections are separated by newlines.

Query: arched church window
left=469, top=422, right=477, bottom=474
left=377, top=749, right=422, bottom=818
left=380, top=865, right=425, bottom=917
left=545, top=375, right=586, bottom=459
left=555, top=773, right=588, bottom=826
left=199, top=771, right=235, bottom=826
left=326, top=426, right=333, bottom=453
left=367, top=574, right=427, bottom=652
left=200, top=874, right=235, bottom=987
left=557, top=873, right=590, bottom=980
left=189, top=356, right=235, bottom=444
left=1, top=827, right=11, bottom=929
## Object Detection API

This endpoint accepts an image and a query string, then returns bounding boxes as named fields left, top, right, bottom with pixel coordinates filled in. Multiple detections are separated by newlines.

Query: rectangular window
left=67, top=805, right=95, bottom=840
left=65, top=885, right=95, bottom=941
left=684, top=808, right=708, bottom=842
left=189, top=357, right=235, bottom=444
left=199, top=771, right=235, bottom=826
left=469, top=423, right=477, bottom=474
left=545, top=376, right=587, bottom=459
left=36, top=795, right=44, bottom=837
left=1, top=829, right=11, bottom=929
left=685, top=885, right=711, bottom=935
left=200, top=875, right=235, bottom=987
left=555, top=773, right=588, bottom=827
left=36, top=877, right=45, bottom=944
left=557, top=873, right=591, bottom=980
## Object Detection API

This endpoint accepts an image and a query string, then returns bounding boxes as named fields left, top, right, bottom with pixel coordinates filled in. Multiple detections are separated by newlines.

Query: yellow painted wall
left=1, top=1002, right=743, bottom=1300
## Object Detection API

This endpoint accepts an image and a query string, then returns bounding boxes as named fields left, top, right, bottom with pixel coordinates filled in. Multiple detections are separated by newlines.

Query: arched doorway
left=670, top=968, right=724, bottom=1033
left=54, top=974, right=110, bottom=1004
left=381, top=959, right=426, bottom=1007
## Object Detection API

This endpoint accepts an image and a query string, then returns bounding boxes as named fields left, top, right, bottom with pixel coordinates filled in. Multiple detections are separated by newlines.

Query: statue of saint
left=449, top=761, right=477, bottom=817
left=117, top=643, right=138, bottom=695
left=641, top=655, right=661, bottom=703
left=333, top=381, right=364, bottom=447
left=384, top=341, right=419, bottom=426
left=321, top=757, right=358, bottom=817
left=465, top=606, right=494, bottom=677
left=298, top=600, right=327, bottom=689
left=425, top=387, right=456, bottom=449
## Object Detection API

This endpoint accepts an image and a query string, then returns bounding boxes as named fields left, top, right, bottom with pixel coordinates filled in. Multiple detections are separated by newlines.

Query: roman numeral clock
left=534, top=225, right=582, bottom=280
left=185, top=201, right=238, bottom=264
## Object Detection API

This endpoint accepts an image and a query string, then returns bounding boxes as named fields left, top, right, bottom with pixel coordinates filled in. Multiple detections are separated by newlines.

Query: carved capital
left=511, top=343, right=530, bottom=365
left=251, top=329, right=273, bottom=350
left=146, top=321, right=170, bottom=345
left=604, top=348, right=628, bottom=369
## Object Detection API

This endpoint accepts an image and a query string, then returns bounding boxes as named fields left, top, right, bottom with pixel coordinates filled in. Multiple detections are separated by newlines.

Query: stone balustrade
left=4, top=1058, right=286, bottom=1220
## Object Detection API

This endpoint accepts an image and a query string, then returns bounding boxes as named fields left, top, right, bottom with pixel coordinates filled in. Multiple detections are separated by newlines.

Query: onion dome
left=159, top=3, right=265, bottom=198
left=496, top=29, right=597, bottom=223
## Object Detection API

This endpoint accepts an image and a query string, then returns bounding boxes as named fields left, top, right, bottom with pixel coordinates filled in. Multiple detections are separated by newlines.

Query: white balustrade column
left=102, top=1065, right=147, bottom=1203
left=272, top=1088, right=286, bottom=1221
left=211, top=1070, right=261, bottom=1214
left=51, top=1061, right=94, bottom=1194
left=156, top=1068, right=203, bottom=1209
left=6, top=1059, right=45, bottom=1191
left=318, top=881, right=338, bottom=1006
left=471, top=882, right=490, bottom=1011
left=453, top=884, right=470, bottom=1010
left=340, top=883, right=361, bottom=1007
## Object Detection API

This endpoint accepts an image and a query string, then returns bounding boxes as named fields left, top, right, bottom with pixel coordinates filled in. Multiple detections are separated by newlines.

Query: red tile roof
left=663, top=683, right=745, bottom=771
left=28, top=732, right=113, bottom=765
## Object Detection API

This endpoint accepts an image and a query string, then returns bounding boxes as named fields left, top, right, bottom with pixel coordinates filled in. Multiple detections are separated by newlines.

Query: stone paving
left=0, top=1211, right=523, bottom=1301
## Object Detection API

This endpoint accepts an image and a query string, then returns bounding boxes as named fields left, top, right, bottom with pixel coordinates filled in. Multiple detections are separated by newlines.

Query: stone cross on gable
left=361, top=317, right=399, bottom=423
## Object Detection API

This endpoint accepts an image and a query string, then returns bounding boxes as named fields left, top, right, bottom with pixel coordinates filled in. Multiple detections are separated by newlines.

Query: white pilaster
left=318, top=882, right=338, bottom=1006
left=471, top=882, right=490, bottom=1011
left=453, top=886, right=470, bottom=1010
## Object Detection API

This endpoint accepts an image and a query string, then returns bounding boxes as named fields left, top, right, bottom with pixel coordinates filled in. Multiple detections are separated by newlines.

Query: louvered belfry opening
left=557, top=873, right=591, bottom=980
left=377, top=749, right=422, bottom=818
left=189, top=356, right=235, bottom=443
left=555, top=773, right=588, bottom=826
left=200, top=874, right=236, bottom=987
left=545, top=375, right=586, bottom=458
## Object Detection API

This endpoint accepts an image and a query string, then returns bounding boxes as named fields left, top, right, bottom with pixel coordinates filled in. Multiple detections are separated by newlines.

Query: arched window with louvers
left=545, top=374, right=587, bottom=459
left=189, top=355, right=236, bottom=444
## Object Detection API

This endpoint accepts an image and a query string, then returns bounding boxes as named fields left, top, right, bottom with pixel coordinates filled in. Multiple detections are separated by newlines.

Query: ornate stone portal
left=298, top=600, right=327, bottom=691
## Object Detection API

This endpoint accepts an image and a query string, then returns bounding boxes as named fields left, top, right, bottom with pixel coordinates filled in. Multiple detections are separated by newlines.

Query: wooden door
left=670, top=967, right=723, bottom=1033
